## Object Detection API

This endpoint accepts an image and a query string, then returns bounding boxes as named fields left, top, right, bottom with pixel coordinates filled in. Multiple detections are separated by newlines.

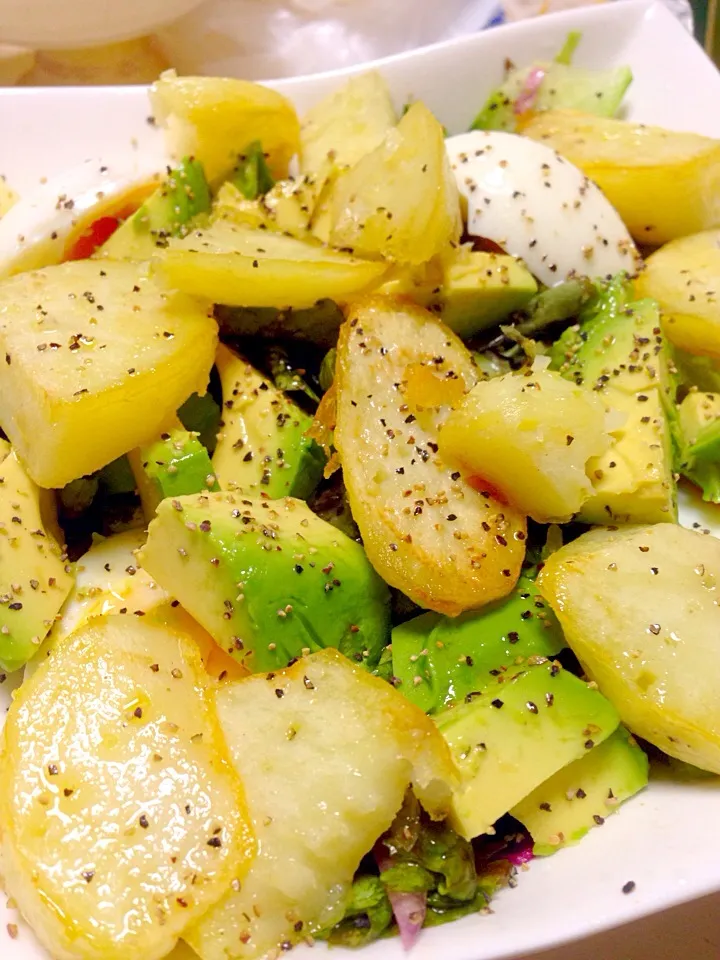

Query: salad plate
left=2, top=2, right=720, bottom=959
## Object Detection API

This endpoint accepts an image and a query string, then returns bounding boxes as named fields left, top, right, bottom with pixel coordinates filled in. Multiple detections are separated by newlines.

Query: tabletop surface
left=527, top=891, right=720, bottom=960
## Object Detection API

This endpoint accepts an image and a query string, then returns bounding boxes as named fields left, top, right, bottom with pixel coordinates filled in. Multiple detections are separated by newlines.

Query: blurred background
left=0, top=0, right=706, bottom=86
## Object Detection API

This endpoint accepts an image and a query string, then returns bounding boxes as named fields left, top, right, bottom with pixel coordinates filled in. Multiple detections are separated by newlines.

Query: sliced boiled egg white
left=0, top=155, right=164, bottom=277
left=445, top=130, right=640, bottom=287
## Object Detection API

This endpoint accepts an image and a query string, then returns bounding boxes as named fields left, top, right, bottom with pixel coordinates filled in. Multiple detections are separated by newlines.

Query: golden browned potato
left=521, top=109, right=720, bottom=246
left=300, top=71, right=397, bottom=176
left=329, top=101, right=462, bottom=264
left=154, top=220, right=387, bottom=309
left=441, top=364, right=612, bottom=522
left=0, top=260, right=217, bottom=488
left=635, top=229, right=720, bottom=358
left=185, top=649, right=455, bottom=960
left=0, top=616, right=255, bottom=960
left=538, top=523, right=720, bottom=774
left=334, top=297, right=526, bottom=615
left=150, top=71, right=300, bottom=183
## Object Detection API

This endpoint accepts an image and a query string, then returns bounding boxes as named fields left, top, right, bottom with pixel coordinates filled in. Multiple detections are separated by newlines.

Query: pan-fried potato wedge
left=635, top=230, right=720, bottom=358
left=150, top=72, right=300, bottom=183
left=0, top=617, right=254, bottom=960
left=300, top=71, right=397, bottom=176
left=329, top=102, right=462, bottom=264
left=538, top=524, right=720, bottom=774
left=521, top=109, right=720, bottom=246
left=334, top=298, right=526, bottom=614
left=0, top=260, right=217, bottom=488
left=154, top=220, right=387, bottom=309
left=185, top=649, right=455, bottom=960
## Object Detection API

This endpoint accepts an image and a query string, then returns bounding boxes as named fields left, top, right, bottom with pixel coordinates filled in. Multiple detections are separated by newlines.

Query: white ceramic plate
left=2, top=3, right=720, bottom=958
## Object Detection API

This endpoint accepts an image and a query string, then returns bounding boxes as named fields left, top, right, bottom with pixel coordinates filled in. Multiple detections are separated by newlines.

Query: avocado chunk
left=230, top=140, right=275, bottom=199
left=100, top=157, right=211, bottom=260
left=128, top=428, right=220, bottom=519
left=138, top=493, right=391, bottom=672
left=435, top=662, right=620, bottom=839
left=430, top=250, right=537, bottom=338
left=677, top=391, right=720, bottom=502
left=212, top=344, right=325, bottom=500
left=472, top=57, right=632, bottom=133
left=0, top=447, right=74, bottom=672
left=551, top=275, right=676, bottom=523
left=510, top=726, right=648, bottom=855
left=393, top=574, right=565, bottom=714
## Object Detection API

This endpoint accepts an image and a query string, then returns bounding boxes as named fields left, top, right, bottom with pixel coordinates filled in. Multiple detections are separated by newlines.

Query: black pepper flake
left=207, top=836, right=222, bottom=848
left=47, top=763, right=59, bottom=776
left=133, top=707, right=143, bottom=719
left=150, top=663, right=160, bottom=672
left=539, top=801, right=551, bottom=811
left=576, top=788, right=586, bottom=799
left=508, top=631, right=519, bottom=644
left=545, top=692, right=554, bottom=707
left=275, top=688, right=284, bottom=699
left=303, top=676, right=315, bottom=690
left=82, top=870, right=95, bottom=883
left=593, top=814, right=605, bottom=825
left=622, top=880, right=636, bottom=895
left=491, top=698, right=504, bottom=709
left=139, top=814, right=149, bottom=829
left=584, top=739, right=595, bottom=750
left=526, top=701, right=538, bottom=714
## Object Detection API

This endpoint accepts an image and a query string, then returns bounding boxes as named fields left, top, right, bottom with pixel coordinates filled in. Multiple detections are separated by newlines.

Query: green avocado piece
left=430, top=251, right=537, bottom=339
left=471, top=61, right=632, bottom=133
left=130, top=428, right=219, bottom=518
left=551, top=276, right=676, bottom=524
left=677, top=391, right=720, bottom=502
left=392, top=575, right=565, bottom=714
left=100, top=157, right=211, bottom=260
left=511, top=726, right=648, bottom=856
left=435, top=662, right=620, bottom=839
left=0, top=446, right=74, bottom=673
left=230, top=140, right=275, bottom=200
left=213, top=344, right=325, bottom=501
left=138, top=493, right=391, bottom=672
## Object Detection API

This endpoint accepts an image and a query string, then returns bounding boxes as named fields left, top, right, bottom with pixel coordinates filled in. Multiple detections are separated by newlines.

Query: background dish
left=1, top=2, right=720, bottom=958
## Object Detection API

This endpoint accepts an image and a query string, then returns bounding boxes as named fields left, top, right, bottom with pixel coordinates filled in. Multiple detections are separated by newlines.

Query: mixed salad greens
left=2, top=29, right=720, bottom=960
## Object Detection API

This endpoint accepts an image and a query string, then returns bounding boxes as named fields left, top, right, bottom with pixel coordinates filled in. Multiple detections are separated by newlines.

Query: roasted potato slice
left=0, top=260, right=217, bottom=488
left=538, top=523, right=720, bottom=774
left=0, top=617, right=255, bottom=960
left=329, top=101, right=462, bottom=264
left=441, top=364, right=612, bottom=522
left=154, top=220, right=387, bottom=310
left=635, top=229, right=720, bottom=358
left=150, top=72, right=300, bottom=183
left=521, top=109, right=720, bottom=246
left=185, top=649, right=455, bottom=960
left=300, top=71, right=397, bottom=176
left=334, top=297, right=526, bottom=614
